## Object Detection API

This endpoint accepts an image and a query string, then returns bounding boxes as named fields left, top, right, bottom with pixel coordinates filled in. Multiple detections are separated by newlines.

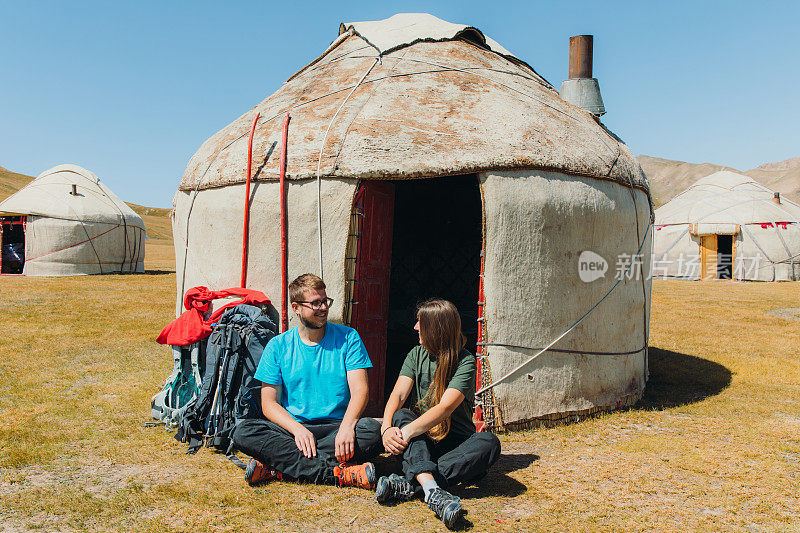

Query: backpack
left=174, top=303, right=278, bottom=464
left=150, top=341, right=206, bottom=429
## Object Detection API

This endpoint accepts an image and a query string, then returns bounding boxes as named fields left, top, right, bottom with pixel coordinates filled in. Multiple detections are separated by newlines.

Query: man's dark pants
left=393, top=408, right=501, bottom=488
left=233, top=417, right=382, bottom=484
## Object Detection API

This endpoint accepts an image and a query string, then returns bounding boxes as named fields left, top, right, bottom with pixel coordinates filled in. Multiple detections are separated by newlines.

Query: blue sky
left=1, top=1, right=798, bottom=207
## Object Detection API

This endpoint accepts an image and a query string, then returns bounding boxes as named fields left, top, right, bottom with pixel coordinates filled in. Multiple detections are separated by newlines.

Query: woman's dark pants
left=392, top=408, right=501, bottom=488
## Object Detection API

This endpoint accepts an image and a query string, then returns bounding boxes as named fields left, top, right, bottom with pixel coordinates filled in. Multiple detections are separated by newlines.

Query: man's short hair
left=288, top=273, right=326, bottom=303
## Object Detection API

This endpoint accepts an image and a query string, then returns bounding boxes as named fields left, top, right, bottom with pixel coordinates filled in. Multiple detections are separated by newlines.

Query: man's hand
left=335, top=425, right=356, bottom=462
left=293, top=425, right=317, bottom=458
left=382, top=426, right=408, bottom=455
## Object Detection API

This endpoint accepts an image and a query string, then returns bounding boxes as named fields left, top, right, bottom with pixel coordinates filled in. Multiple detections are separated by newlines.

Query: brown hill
left=638, top=155, right=800, bottom=207
left=0, top=166, right=35, bottom=202
left=744, top=158, right=800, bottom=203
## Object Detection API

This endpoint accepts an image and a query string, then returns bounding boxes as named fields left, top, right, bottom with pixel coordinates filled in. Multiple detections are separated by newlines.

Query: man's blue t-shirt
left=254, top=323, right=372, bottom=423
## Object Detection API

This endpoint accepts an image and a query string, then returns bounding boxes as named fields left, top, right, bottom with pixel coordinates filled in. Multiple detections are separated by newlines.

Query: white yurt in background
left=654, top=171, right=800, bottom=281
left=0, top=164, right=146, bottom=276
left=172, top=13, right=653, bottom=429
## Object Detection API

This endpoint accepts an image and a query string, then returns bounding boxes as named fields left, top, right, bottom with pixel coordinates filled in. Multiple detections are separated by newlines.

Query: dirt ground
left=0, top=273, right=798, bottom=532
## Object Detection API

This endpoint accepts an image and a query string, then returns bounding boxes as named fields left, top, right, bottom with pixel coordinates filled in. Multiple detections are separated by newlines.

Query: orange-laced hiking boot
left=245, top=459, right=283, bottom=486
left=333, top=462, right=376, bottom=489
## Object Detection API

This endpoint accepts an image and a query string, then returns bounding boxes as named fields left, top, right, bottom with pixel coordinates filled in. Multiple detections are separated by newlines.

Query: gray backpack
left=174, top=304, right=278, bottom=461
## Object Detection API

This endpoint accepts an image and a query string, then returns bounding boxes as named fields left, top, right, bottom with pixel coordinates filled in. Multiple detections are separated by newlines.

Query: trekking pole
left=205, top=334, right=231, bottom=445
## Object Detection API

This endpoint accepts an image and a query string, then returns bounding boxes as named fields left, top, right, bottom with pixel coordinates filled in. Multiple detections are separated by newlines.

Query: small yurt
left=654, top=171, right=800, bottom=281
left=173, top=14, right=653, bottom=429
left=0, top=164, right=146, bottom=276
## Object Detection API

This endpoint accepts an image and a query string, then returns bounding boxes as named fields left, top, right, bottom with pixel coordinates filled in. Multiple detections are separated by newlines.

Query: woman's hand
left=382, top=426, right=408, bottom=455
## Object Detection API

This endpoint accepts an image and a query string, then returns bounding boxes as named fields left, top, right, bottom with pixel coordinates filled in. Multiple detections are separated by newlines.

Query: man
left=232, top=273, right=382, bottom=488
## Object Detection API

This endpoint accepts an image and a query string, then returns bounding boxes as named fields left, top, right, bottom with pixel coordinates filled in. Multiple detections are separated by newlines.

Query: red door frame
left=349, top=180, right=486, bottom=429
left=350, top=182, right=395, bottom=416
left=0, top=216, right=26, bottom=276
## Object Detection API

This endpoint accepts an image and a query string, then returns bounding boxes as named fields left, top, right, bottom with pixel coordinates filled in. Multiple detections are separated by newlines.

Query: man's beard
left=300, top=314, right=326, bottom=330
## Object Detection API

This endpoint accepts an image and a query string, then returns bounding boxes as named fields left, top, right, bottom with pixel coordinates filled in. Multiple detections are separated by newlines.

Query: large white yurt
left=654, top=171, right=800, bottom=281
left=0, top=164, right=146, bottom=276
left=172, top=14, right=653, bottom=429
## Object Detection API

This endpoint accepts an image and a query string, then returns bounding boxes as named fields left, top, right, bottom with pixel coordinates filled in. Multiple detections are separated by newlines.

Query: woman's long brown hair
left=416, top=299, right=466, bottom=441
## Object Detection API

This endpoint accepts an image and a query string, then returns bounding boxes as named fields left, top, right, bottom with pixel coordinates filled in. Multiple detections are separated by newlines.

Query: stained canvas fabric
left=178, top=14, right=646, bottom=194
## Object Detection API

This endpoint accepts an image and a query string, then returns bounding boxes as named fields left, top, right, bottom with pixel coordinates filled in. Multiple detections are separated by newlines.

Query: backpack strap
left=189, top=342, right=202, bottom=396
left=150, top=345, right=184, bottom=424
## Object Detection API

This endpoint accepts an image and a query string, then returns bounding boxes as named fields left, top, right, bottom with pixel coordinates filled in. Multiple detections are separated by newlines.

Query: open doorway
left=348, top=175, right=483, bottom=414
left=1, top=216, right=26, bottom=274
left=717, top=235, right=733, bottom=279
left=384, top=175, right=483, bottom=400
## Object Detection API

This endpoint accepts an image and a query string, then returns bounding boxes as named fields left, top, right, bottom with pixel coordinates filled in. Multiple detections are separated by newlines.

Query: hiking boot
left=244, top=458, right=283, bottom=486
left=375, top=473, right=416, bottom=504
left=333, top=462, right=376, bottom=489
left=427, top=487, right=466, bottom=530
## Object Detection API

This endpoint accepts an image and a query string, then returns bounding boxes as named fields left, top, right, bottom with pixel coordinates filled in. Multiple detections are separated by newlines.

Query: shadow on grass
left=374, top=452, right=537, bottom=500
left=452, top=452, right=538, bottom=500
left=143, top=269, right=175, bottom=275
left=637, top=347, right=733, bottom=410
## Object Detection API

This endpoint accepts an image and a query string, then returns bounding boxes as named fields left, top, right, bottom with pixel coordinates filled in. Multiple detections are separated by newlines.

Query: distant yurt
left=0, top=164, right=146, bottom=276
left=654, top=171, right=800, bottom=281
left=173, top=14, right=653, bottom=429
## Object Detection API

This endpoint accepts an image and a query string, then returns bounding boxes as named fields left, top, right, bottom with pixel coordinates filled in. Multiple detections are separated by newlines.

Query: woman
left=377, top=299, right=501, bottom=529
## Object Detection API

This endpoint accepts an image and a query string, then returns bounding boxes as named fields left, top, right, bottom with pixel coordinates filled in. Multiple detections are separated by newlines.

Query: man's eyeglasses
left=297, top=298, right=334, bottom=310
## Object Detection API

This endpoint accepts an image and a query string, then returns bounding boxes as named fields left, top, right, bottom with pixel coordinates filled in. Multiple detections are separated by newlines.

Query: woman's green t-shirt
left=398, top=345, right=477, bottom=440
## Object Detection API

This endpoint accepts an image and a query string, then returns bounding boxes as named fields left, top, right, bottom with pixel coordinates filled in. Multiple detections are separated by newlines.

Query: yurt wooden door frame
left=698, top=233, right=736, bottom=280
left=0, top=216, right=26, bottom=275
left=699, top=236, right=717, bottom=280
left=345, top=176, right=483, bottom=417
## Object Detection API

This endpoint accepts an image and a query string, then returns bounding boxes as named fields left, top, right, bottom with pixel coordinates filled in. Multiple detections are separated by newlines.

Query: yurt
left=0, top=164, right=146, bottom=276
left=173, top=14, right=653, bottom=429
left=654, top=171, right=800, bottom=281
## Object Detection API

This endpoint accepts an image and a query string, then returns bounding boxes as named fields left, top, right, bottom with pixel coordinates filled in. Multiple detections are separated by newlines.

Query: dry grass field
left=0, top=275, right=798, bottom=532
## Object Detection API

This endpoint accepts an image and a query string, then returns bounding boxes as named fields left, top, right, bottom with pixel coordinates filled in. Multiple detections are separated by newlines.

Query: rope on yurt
left=731, top=217, right=778, bottom=281
left=24, top=224, right=120, bottom=262
left=475, top=221, right=652, bottom=397
left=313, top=56, right=380, bottom=279
left=346, top=54, right=621, bottom=158
left=128, top=225, right=138, bottom=272
left=477, top=343, right=647, bottom=356
left=175, top=48, right=641, bottom=296
left=79, top=178, right=135, bottom=273
left=657, top=195, right=785, bottom=259
left=631, top=181, right=651, bottom=377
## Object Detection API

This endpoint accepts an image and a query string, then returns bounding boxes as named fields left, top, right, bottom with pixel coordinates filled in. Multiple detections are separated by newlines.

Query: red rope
left=24, top=224, right=120, bottom=262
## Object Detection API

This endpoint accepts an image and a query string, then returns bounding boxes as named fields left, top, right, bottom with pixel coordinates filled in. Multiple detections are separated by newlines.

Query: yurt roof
left=180, top=13, right=648, bottom=195
left=0, top=164, right=146, bottom=229
left=655, top=170, right=800, bottom=225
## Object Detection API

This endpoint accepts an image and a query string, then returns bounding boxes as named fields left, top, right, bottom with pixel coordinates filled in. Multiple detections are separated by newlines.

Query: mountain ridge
left=638, top=155, right=800, bottom=207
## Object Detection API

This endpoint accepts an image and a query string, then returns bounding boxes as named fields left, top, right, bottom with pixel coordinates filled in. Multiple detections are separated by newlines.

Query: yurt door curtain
left=0, top=216, right=26, bottom=275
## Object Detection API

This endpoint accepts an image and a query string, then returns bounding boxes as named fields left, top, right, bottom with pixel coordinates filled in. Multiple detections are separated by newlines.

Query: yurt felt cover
left=481, top=170, right=652, bottom=425
left=0, top=164, right=146, bottom=275
left=179, top=13, right=647, bottom=195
